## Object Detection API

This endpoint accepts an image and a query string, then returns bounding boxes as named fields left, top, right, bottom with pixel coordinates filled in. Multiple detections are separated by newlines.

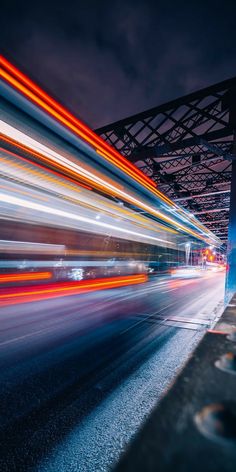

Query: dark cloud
left=1, top=0, right=236, bottom=127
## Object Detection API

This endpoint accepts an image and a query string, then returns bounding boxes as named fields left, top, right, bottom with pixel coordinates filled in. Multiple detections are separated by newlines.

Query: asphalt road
left=0, top=272, right=225, bottom=472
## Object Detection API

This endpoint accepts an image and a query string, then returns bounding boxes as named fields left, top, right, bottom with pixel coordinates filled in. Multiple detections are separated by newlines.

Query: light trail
left=0, top=271, right=52, bottom=283
left=0, top=149, right=178, bottom=235
left=0, top=123, right=211, bottom=241
left=0, top=54, right=223, bottom=237
left=0, top=240, right=65, bottom=254
left=0, top=56, right=221, bottom=247
left=0, top=56, right=156, bottom=191
left=0, top=192, right=173, bottom=246
left=0, top=273, right=148, bottom=306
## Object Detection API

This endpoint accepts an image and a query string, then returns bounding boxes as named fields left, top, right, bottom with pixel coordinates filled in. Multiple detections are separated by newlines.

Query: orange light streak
left=0, top=136, right=205, bottom=240
left=0, top=136, right=93, bottom=191
left=0, top=274, right=147, bottom=306
left=0, top=57, right=155, bottom=191
left=0, top=271, right=52, bottom=283
left=1, top=56, right=150, bottom=180
left=0, top=56, right=218, bottom=241
left=2, top=147, right=176, bottom=233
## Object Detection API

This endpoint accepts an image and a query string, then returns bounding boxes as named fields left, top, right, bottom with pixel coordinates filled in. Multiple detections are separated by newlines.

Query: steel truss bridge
left=96, top=77, right=236, bottom=244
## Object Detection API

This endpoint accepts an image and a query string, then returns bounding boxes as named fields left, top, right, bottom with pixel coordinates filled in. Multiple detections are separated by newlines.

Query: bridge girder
left=95, top=77, right=236, bottom=244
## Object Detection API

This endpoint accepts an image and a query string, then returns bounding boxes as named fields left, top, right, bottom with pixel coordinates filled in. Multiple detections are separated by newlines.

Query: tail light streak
left=0, top=271, right=52, bottom=283
left=0, top=274, right=148, bottom=306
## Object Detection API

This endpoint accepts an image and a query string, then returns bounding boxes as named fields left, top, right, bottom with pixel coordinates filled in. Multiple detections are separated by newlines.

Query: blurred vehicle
left=206, top=262, right=226, bottom=272
left=171, top=266, right=203, bottom=278
left=148, top=262, right=171, bottom=276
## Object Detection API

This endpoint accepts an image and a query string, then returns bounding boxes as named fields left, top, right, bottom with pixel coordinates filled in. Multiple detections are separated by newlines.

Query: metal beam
left=96, top=76, right=236, bottom=134
left=193, top=208, right=229, bottom=215
left=96, top=76, right=236, bottom=237
left=174, top=190, right=230, bottom=202
left=205, top=219, right=229, bottom=225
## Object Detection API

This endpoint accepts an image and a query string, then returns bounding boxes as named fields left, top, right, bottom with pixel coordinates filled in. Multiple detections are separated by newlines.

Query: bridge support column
left=226, top=133, right=236, bottom=301
left=225, top=86, right=236, bottom=301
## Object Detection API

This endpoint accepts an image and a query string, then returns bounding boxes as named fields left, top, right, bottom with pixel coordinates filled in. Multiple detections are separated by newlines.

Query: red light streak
left=0, top=136, right=207, bottom=240
left=0, top=56, right=219, bottom=242
left=0, top=57, right=198, bottom=211
left=0, top=56, right=155, bottom=191
left=0, top=141, right=93, bottom=191
left=0, top=134, right=124, bottom=196
left=0, top=274, right=147, bottom=306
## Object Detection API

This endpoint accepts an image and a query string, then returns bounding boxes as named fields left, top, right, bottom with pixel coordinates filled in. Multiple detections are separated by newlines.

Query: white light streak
left=0, top=120, right=213, bottom=239
left=0, top=193, right=172, bottom=246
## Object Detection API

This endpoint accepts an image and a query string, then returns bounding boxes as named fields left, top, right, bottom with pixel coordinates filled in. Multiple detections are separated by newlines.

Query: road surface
left=0, top=271, right=225, bottom=471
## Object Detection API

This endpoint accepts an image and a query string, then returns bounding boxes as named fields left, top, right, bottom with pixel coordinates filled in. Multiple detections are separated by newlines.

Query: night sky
left=1, top=0, right=236, bottom=128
